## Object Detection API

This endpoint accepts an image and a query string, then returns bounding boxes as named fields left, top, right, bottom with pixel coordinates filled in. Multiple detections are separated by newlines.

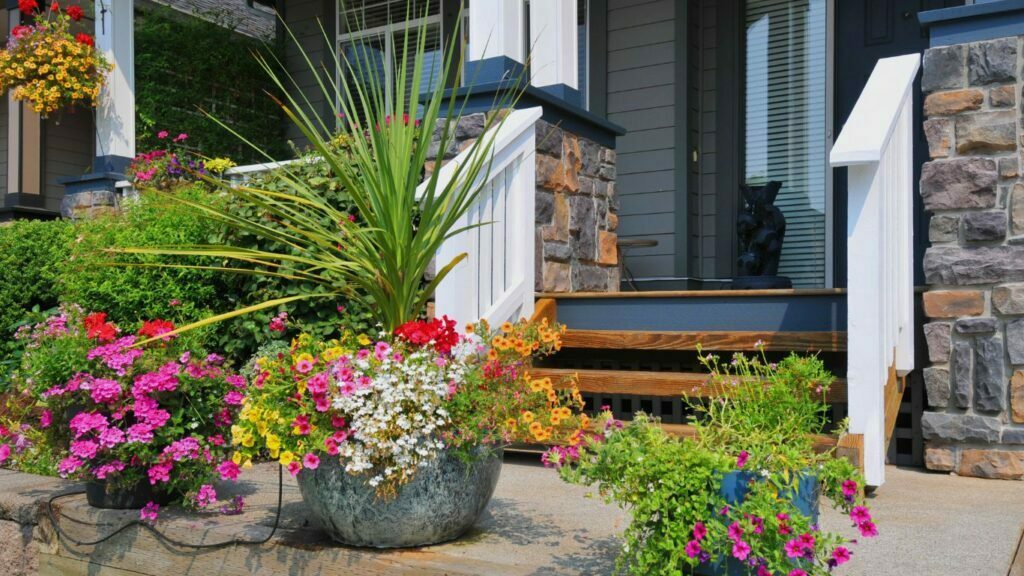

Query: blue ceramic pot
left=296, top=446, right=503, bottom=548
left=701, top=470, right=820, bottom=576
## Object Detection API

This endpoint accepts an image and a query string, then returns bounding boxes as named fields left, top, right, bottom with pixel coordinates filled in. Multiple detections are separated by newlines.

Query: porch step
left=561, top=329, right=846, bottom=353
left=531, top=367, right=847, bottom=403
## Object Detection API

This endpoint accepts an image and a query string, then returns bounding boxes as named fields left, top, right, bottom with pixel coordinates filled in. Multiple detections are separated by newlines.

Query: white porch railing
left=830, top=54, right=920, bottom=487
left=431, top=107, right=542, bottom=328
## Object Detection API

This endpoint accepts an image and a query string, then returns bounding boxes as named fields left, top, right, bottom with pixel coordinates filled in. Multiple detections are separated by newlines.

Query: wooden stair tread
left=561, top=329, right=846, bottom=352
left=532, top=367, right=847, bottom=403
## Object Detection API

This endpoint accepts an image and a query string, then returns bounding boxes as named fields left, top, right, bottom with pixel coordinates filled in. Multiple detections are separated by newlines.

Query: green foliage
left=61, top=186, right=231, bottom=332
left=213, top=136, right=375, bottom=351
left=134, top=5, right=287, bottom=162
left=557, top=353, right=870, bottom=576
left=692, top=352, right=836, bottom=470
left=0, top=219, right=73, bottom=385
left=120, top=10, right=526, bottom=335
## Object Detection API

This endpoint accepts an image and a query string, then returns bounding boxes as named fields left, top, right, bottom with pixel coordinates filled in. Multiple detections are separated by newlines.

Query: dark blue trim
left=58, top=172, right=124, bottom=195
left=535, top=83, right=583, bottom=108
left=552, top=294, right=847, bottom=332
left=463, top=56, right=527, bottom=85
left=919, top=0, right=1024, bottom=47
left=92, top=154, right=132, bottom=174
left=438, top=82, right=626, bottom=148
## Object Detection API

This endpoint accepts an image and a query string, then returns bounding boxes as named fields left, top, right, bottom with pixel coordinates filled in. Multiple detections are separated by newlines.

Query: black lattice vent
left=887, top=373, right=923, bottom=467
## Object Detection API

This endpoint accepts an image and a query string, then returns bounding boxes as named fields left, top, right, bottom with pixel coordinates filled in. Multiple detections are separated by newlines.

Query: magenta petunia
left=303, top=453, right=320, bottom=470
left=685, top=539, right=702, bottom=559
left=832, top=545, right=852, bottom=565
left=850, top=505, right=871, bottom=524
left=731, top=540, right=751, bottom=561
left=140, top=501, right=160, bottom=522
left=217, top=460, right=241, bottom=481
left=736, top=450, right=749, bottom=468
left=693, top=521, right=707, bottom=541
left=858, top=520, right=878, bottom=538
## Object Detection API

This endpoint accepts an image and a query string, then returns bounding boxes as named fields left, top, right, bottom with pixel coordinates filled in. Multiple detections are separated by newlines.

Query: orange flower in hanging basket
left=0, top=3, right=112, bottom=116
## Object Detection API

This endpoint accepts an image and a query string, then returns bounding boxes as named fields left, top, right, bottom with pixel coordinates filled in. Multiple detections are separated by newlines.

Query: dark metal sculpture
left=733, top=181, right=792, bottom=289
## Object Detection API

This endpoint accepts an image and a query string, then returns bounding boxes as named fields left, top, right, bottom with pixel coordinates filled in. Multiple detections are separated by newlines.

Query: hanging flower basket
left=0, top=1, right=113, bottom=117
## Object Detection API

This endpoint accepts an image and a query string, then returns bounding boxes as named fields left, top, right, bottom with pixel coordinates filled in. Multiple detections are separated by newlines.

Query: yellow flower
left=501, top=322, right=514, bottom=334
left=266, top=434, right=281, bottom=451
left=322, top=346, right=345, bottom=362
left=232, top=452, right=243, bottom=465
left=521, top=411, right=535, bottom=424
left=357, top=334, right=371, bottom=346
left=279, top=451, right=296, bottom=466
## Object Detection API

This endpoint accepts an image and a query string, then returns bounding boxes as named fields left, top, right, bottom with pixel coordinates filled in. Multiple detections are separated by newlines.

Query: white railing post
left=432, top=107, right=543, bottom=328
left=528, top=0, right=578, bottom=91
left=830, top=54, right=920, bottom=487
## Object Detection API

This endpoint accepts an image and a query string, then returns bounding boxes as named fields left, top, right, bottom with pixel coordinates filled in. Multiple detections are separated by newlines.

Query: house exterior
left=0, top=0, right=274, bottom=221
left=15, top=0, right=1024, bottom=485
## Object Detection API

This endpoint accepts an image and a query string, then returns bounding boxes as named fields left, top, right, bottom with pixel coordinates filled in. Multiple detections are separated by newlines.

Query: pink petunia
left=841, top=479, right=858, bottom=498
left=39, top=409, right=52, bottom=429
left=287, top=461, right=302, bottom=477
left=850, top=505, right=871, bottom=524
left=303, top=453, right=320, bottom=470
left=858, top=520, right=878, bottom=538
left=784, top=538, right=804, bottom=559
left=736, top=450, right=749, bottom=468
left=157, top=130, right=169, bottom=139
left=693, top=521, right=707, bottom=541
left=731, top=540, right=751, bottom=561
left=0, top=444, right=10, bottom=464
left=832, top=546, right=852, bottom=565
left=224, top=391, right=245, bottom=406
left=727, top=521, right=744, bottom=542
left=788, top=570, right=808, bottom=576
left=685, top=539, right=702, bottom=559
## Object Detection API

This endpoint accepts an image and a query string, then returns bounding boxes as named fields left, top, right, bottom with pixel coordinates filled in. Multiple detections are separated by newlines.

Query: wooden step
left=561, top=329, right=846, bottom=353
left=532, top=367, right=847, bottom=403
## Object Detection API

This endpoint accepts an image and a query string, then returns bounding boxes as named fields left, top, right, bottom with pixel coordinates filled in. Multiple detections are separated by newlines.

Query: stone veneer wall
left=426, top=112, right=620, bottom=293
left=920, top=36, right=1024, bottom=479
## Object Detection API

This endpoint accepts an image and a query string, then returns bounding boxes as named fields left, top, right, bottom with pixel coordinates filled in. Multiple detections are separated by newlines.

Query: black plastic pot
left=85, top=479, right=171, bottom=510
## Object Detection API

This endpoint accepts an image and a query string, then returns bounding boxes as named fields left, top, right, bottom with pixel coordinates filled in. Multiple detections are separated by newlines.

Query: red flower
left=18, top=0, right=38, bottom=14
left=49, top=1, right=58, bottom=12
left=84, top=312, right=117, bottom=342
left=66, top=4, right=83, bottom=20
left=394, top=315, right=460, bottom=354
left=10, top=25, right=32, bottom=39
left=75, top=32, right=94, bottom=47
left=138, top=319, right=175, bottom=340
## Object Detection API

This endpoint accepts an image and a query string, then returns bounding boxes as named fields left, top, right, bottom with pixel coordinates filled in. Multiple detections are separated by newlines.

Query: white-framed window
left=336, top=1, right=445, bottom=119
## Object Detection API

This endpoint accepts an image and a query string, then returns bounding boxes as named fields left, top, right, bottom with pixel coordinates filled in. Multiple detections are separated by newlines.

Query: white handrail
left=830, top=54, right=919, bottom=488
left=433, top=106, right=543, bottom=327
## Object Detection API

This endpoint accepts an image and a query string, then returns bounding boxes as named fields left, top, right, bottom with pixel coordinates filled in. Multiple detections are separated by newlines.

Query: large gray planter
left=296, top=446, right=503, bottom=548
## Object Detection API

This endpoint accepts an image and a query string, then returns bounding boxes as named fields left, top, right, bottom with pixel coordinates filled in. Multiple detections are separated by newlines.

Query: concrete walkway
left=4, top=457, right=1024, bottom=575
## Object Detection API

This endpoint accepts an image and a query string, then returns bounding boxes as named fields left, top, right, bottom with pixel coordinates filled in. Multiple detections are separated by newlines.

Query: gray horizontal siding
left=283, top=0, right=331, bottom=146
left=606, top=0, right=678, bottom=280
left=44, top=112, right=92, bottom=211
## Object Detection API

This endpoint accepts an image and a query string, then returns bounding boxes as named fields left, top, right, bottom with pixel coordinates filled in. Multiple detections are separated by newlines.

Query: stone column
left=425, top=112, right=620, bottom=294
left=919, top=36, right=1024, bottom=479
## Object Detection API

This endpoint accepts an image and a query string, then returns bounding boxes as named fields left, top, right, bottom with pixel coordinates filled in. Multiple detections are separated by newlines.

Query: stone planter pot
left=702, top=470, right=820, bottom=576
left=85, top=478, right=171, bottom=510
left=296, top=446, right=503, bottom=548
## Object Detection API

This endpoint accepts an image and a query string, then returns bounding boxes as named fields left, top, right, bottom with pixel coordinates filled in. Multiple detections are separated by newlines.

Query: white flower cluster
left=331, top=346, right=467, bottom=488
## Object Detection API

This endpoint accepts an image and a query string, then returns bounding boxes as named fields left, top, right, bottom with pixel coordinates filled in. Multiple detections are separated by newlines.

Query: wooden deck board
left=562, top=329, right=846, bottom=352
left=532, top=367, right=847, bottom=403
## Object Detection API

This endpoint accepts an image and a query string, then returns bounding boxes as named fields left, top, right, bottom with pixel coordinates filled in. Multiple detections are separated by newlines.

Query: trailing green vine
left=134, top=5, right=288, bottom=162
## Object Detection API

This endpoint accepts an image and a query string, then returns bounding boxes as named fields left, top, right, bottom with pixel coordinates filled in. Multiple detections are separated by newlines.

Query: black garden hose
left=44, top=464, right=284, bottom=549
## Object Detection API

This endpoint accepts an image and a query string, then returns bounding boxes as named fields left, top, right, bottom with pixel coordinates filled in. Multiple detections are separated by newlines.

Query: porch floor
left=6, top=457, right=1024, bottom=575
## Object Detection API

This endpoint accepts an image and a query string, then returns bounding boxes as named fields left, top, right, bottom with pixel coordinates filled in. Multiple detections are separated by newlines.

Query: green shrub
left=0, top=219, right=73, bottom=383
left=60, top=186, right=231, bottom=341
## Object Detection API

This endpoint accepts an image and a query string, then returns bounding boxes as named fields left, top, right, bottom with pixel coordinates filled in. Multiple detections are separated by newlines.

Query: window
left=337, top=1, right=444, bottom=120
left=744, top=0, right=828, bottom=287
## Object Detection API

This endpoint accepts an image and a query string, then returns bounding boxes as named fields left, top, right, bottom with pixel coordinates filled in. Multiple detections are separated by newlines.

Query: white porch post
left=94, top=0, right=135, bottom=172
left=528, top=0, right=578, bottom=91
left=467, top=0, right=525, bottom=65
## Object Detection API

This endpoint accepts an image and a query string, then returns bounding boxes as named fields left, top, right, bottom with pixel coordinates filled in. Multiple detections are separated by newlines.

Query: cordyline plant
left=117, top=5, right=526, bottom=335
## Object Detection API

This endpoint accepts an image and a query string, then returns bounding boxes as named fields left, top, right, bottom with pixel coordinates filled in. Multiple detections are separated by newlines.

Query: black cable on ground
left=44, top=464, right=284, bottom=549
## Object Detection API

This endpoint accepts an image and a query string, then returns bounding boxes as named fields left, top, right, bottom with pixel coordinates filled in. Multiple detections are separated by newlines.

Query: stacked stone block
left=427, top=112, right=620, bottom=294
left=920, top=37, right=1024, bottom=479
